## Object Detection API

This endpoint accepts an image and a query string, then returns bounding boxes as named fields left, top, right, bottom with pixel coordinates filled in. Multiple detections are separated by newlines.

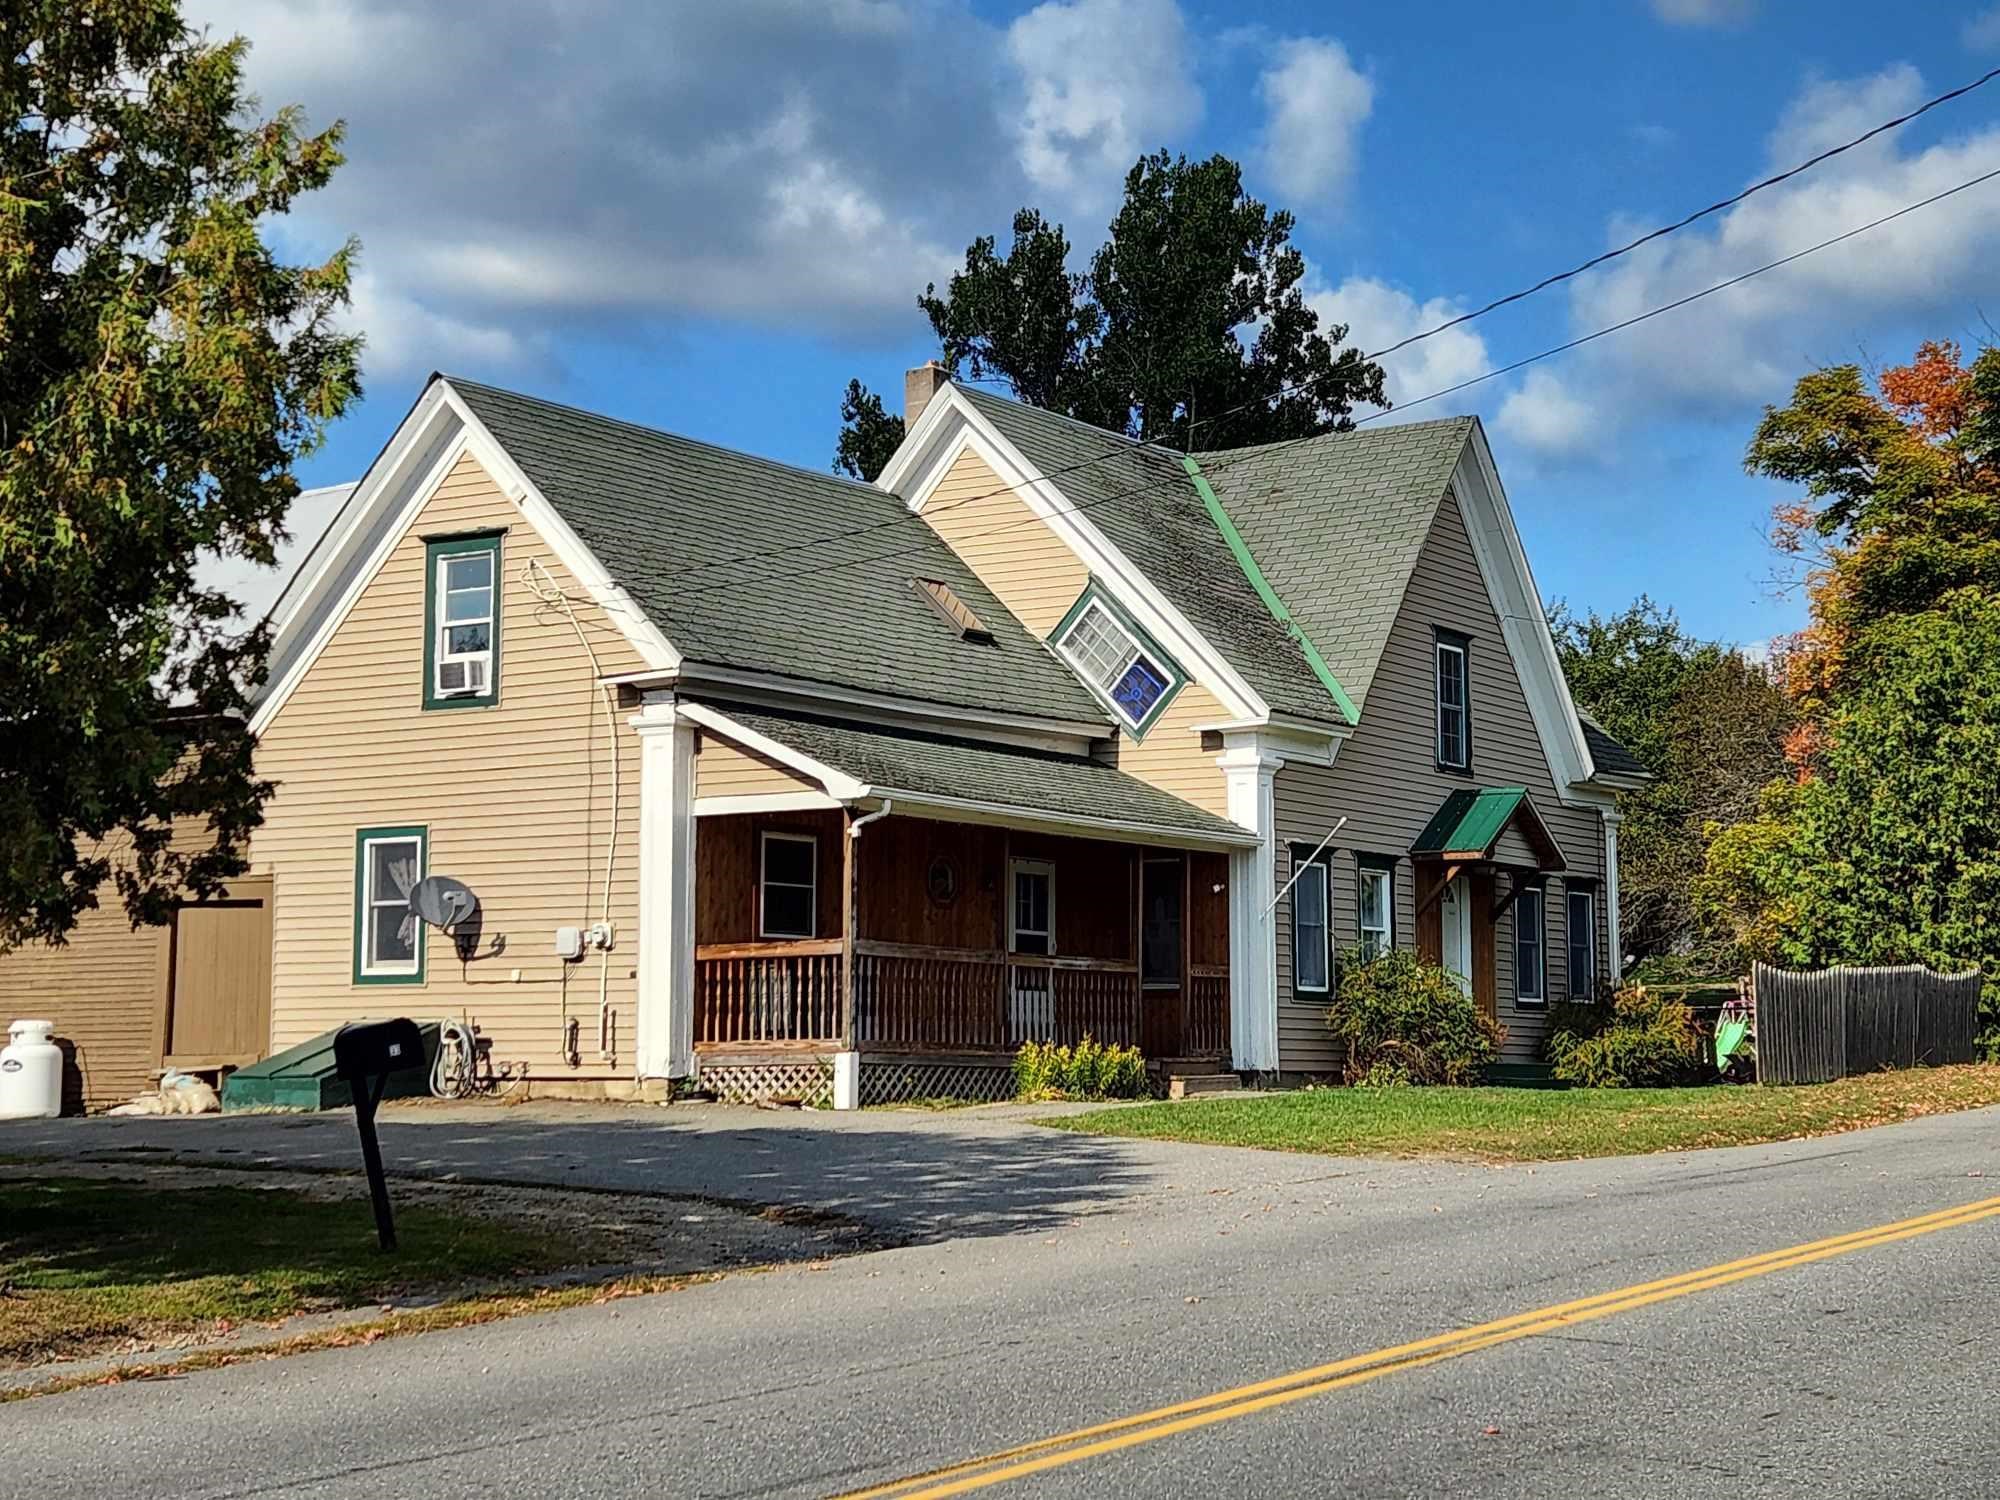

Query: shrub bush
left=1325, top=948, right=1501, bottom=1086
left=1544, top=984, right=1713, bottom=1087
left=1012, top=1036, right=1149, bottom=1101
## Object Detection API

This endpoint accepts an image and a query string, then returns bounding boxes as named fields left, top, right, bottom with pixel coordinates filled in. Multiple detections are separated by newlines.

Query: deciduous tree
left=0, top=2, right=360, bottom=947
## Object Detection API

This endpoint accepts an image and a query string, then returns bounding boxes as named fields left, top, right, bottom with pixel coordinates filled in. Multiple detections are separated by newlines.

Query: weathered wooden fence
left=1752, top=963, right=1982, bottom=1085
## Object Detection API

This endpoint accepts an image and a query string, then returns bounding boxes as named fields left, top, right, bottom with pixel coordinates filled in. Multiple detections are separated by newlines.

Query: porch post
left=632, top=701, right=696, bottom=1081
left=1601, top=807, right=1624, bottom=983
left=833, top=806, right=860, bottom=1110
left=1219, top=741, right=1284, bottom=1075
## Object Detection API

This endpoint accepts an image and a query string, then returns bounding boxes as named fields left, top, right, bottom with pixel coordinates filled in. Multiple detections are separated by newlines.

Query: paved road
left=9, top=1102, right=2000, bottom=1497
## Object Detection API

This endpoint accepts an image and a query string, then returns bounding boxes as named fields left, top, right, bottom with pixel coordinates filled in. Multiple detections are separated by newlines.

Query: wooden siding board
left=917, top=448, right=1089, bottom=638
left=0, top=897, right=166, bottom=1110
left=251, top=451, right=652, bottom=1078
left=1271, top=490, right=1605, bottom=1070
left=694, top=737, right=816, bottom=797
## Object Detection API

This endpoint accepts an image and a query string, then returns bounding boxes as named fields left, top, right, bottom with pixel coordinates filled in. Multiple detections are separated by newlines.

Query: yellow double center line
left=836, top=1192, right=2000, bottom=1499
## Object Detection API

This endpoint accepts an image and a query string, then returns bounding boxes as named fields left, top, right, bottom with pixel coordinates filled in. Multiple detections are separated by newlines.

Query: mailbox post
left=332, top=1019, right=426, bottom=1252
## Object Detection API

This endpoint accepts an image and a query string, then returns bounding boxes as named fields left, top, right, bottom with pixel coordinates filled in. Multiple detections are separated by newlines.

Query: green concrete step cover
left=222, top=1021, right=442, bottom=1112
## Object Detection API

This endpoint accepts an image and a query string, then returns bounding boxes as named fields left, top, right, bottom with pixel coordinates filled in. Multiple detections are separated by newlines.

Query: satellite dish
left=407, top=875, right=479, bottom=930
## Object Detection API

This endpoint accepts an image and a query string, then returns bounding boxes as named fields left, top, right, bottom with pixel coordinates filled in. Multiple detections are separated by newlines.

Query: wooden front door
left=163, top=879, right=273, bottom=1069
left=1140, top=854, right=1185, bottom=1056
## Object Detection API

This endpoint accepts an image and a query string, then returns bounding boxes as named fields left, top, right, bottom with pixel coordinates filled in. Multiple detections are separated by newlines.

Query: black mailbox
left=334, top=1018, right=426, bottom=1252
left=334, top=1018, right=425, bottom=1082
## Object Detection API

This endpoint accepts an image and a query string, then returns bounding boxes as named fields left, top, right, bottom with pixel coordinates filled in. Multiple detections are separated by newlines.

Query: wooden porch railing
left=1187, top=964, right=1230, bottom=1057
left=695, top=940, right=845, bottom=1047
left=853, top=940, right=1142, bottom=1051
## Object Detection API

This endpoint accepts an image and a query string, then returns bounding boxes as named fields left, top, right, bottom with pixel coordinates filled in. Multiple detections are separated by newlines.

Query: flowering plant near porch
left=1326, top=948, right=1501, bottom=1086
left=1012, top=1037, right=1148, bottom=1101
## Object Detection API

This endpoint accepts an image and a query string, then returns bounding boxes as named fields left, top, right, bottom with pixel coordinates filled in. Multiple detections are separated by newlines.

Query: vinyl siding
left=694, top=736, right=815, bottom=797
left=252, top=450, right=650, bottom=1078
left=0, top=886, right=163, bottom=1110
left=1106, top=680, right=1231, bottom=817
left=917, top=447, right=1088, bottom=637
left=1271, top=489, right=1607, bottom=1071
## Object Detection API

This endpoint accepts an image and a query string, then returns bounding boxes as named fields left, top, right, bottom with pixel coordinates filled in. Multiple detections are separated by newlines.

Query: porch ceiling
left=1409, top=786, right=1565, bottom=871
left=685, top=699, right=1258, bottom=850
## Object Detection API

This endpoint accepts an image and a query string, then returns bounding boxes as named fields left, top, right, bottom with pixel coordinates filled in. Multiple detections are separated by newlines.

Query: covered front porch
left=658, top=699, right=1251, bottom=1106
left=1410, top=786, right=1565, bottom=1021
left=693, top=810, right=1232, bottom=1103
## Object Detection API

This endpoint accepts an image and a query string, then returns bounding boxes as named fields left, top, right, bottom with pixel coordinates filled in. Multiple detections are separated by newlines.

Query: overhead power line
left=668, top=161, right=2000, bottom=605
left=663, top=64, right=2000, bottom=592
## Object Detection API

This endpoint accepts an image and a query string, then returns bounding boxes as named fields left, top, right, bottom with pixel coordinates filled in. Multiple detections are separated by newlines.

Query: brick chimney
left=904, top=361, right=951, bottom=428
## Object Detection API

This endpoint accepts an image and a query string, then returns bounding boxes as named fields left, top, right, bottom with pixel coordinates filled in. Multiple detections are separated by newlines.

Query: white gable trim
left=249, top=378, right=677, bottom=738
left=675, top=701, right=871, bottom=802
left=1451, top=424, right=1597, bottom=802
left=882, top=386, right=1268, bottom=724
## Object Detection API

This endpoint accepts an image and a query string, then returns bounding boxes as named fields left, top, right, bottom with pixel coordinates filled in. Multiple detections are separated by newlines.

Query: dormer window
left=425, top=533, right=502, bottom=710
left=1055, top=592, right=1181, bottom=734
left=1434, top=628, right=1470, bottom=771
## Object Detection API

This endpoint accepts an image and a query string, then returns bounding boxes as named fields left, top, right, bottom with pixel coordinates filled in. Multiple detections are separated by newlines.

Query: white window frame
left=1291, top=857, right=1330, bottom=995
left=757, top=831, right=818, bottom=939
left=1567, top=886, right=1597, bottom=998
left=434, top=548, right=496, bottom=700
left=1515, top=883, right=1546, bottom=1006
left=1435, top=636, right=1469, bottom=769
left=1056, top=598, right=1174, bottom=731
left=1357, top=861, right=1395, bottom=961
left=1008, top=857, right=1056, bottom=955
left=357, top=829, right=425, bottom=980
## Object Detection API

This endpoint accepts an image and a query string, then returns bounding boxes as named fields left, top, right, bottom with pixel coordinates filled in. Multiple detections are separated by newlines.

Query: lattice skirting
left=858, top=1057, right=1014, bottom=1106
left=697, top=1058, right=833, bottom=1107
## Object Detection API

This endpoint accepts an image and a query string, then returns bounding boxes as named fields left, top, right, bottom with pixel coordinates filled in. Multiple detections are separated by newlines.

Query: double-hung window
left=1435, top=629, right=1470, bottom=771
left=1291, top=853, right=1330, bottom=995
left=1056, top=595, right=1178, bottom=733
left=1567, top=885, right=1597, bottom=998
left=354, top=826, right=426, bottom=984
left=1515, top=882, right=1546, bottom=1006
left=425, top=533, right=501, bottom=709
left=1357, top=857, right=1396, bottom=960
left=758, top=832, right=817, bottom=939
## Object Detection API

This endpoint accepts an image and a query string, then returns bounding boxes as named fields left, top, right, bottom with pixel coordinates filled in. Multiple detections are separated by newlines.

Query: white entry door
left=1440, top=877, right=1472, bottom=998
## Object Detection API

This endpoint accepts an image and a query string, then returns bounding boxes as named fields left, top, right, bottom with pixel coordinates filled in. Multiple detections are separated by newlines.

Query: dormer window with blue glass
left=1055, top=592, right=1184, bottom=736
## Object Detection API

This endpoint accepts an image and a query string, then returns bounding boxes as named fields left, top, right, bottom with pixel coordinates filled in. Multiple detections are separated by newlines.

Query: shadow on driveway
left=1, top=1104, right=1166, bottom=1245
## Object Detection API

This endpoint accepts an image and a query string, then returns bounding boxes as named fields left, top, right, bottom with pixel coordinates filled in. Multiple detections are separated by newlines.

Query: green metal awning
left=1410, top=786, right=1565, bottom=870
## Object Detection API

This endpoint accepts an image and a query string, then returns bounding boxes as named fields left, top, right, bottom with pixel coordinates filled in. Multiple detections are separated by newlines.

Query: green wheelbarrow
left=1714, top=998, right=1756, bottom=1082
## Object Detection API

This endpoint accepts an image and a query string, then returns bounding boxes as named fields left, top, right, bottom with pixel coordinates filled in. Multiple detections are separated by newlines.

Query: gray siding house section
left=1272, top=489, right=1609, bottom=1071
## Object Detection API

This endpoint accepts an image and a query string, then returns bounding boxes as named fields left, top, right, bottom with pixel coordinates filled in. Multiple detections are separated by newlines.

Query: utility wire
left=665, top=66, right=2000, bottom=592
left=667, top=162, right=2000, bottom=605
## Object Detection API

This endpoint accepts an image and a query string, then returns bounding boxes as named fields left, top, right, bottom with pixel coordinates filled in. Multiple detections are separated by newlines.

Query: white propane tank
left=0, top=1019, right=63, bottom=1119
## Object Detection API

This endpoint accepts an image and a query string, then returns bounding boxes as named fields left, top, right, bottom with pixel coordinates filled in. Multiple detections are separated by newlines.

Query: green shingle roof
left=698, top=701, right=1256, bottom=846
left=1197, top=417, right=1476, bottom=716
left=446, top=377, right=1104, bottom=725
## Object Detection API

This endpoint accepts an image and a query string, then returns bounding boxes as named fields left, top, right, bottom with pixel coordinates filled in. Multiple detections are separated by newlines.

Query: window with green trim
left=354, top=826, right=426, bottom=984
left=1054, top=592, right=1182, bottom=734
left=424, top=533, right=502, bottom=709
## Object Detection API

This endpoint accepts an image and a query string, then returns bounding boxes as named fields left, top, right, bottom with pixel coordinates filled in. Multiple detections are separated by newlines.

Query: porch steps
left=1166, top=1071, right=1242, bottom=1100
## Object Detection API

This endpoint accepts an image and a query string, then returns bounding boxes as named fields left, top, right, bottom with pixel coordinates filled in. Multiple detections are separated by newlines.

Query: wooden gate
left=161, top=878, right=273, bottom=1071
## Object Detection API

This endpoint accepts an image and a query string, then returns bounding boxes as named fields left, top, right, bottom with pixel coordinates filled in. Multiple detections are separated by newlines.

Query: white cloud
left=1256, top=37, right=1372, bottom=206
left=192, top=0, right=1177, bottom=381
left=1648, top=0, right=1756, bottom=26
left=1496, top=369, right=1594, bottom=456
left=1486, top=64, right=2000, bottom=459
left=1963, top=5, right=2000, bottom=51
left=1304, top=275, right=1491, bottom=418
left=1004, top=0, right=1201, bottom=205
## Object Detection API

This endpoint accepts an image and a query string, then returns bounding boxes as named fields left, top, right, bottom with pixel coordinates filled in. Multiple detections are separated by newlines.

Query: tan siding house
left=1272, top=491, right=1607, bottom=1070
left=916, top=447, right=1088, bottom=638
left=251, top=450, right=648, bottom=1079
left=0, top=890, right=166, bottom=1111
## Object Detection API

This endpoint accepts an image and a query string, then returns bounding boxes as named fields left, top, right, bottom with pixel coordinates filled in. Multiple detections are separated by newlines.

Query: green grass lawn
left=0, top=1179, right=595, bottom=1367
left=1041, top=1064, right=2000, bottom=1162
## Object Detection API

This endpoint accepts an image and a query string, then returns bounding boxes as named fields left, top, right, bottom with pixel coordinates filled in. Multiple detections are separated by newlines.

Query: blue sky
left=204, top=0, right=2000, bottom=649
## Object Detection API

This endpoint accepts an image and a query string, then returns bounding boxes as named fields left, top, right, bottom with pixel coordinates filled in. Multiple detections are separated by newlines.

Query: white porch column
left=633, top=701, right=697, bottom=1080
left=1219, top=742, right=1284, bottom=1074
left=1601, top=806, right=1624, bottom=984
